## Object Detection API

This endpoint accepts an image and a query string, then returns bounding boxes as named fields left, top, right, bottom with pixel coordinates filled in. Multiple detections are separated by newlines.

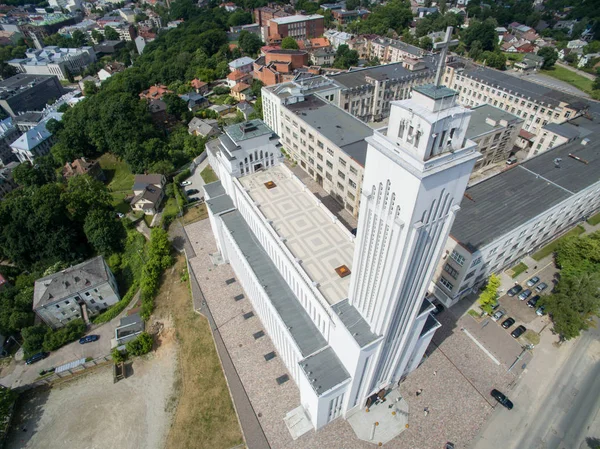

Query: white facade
left=8, top=46, right=96, bottom=80
left=205, top=82, right=478, bottom=432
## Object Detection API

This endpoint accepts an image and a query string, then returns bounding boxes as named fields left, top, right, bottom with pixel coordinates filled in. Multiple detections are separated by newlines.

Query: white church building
left=204, top=81, right=479, bottom=431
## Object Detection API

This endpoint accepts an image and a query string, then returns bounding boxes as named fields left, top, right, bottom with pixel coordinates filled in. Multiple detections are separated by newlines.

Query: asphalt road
left=471, top=321, right=600, bottom=449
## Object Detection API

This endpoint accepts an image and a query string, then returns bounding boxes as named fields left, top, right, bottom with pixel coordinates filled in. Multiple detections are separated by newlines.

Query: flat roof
left=220, top=208, right=328, bottom=357
left=285, top=95, right=372, bottom=166
left=207, top=194, right=235, bottom=215
left=270, top=14, right=323, bottom=25
left=465, top=104, right=522, bottom=139
left=414, top=84, right=457, bottom=100
left=331, top=299, right=378, bottom=347
left=204, top=180, right=226, bottom=199
left=328, top=58, right=437, bottom=89
left=454, top=59, right=589, bottom=110
left=225, top=119, right=273, bottom=143
left=299, top=347, right=350, bottom=396
left=238, top=165, right=354, bottom=306
left=452, top=116, right=600, bottom=251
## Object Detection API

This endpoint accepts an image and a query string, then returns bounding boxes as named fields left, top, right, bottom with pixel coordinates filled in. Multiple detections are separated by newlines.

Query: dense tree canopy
left=347, top=0, right=413, bottom=35
left=333, top=45, right=359, bottom=69
left=281, top=36, right=299, bottom=50
left=538, top=47, right=558, bottom=69
left=462, top=19, right=498, bottom=52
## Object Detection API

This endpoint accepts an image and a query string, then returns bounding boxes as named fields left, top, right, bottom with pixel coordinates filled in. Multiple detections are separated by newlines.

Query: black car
left=26, top=352, right=49, bottom=365
left=186, top=189, right=199, bottom=195
left=491, top=389, right=514, bottom=410
left=507, top=285, right=523, bottom=297
left=527, top=295, right=540, bottom=308
left=511, top=325, right=526, bottom=338
left=501, top=317, right=515, bottom=329
left=79, top=335, right=100, bottom=344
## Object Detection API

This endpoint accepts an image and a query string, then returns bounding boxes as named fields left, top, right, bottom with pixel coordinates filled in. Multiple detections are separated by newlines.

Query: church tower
left=348, top=76, right=480, bottom=391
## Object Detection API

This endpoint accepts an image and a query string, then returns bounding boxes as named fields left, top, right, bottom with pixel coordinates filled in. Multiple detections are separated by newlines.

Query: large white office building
left=8, top=46, right=96, bottom=80
left=430, top=113, right=600, bottom=308
left=205, top=80, right=479, bottom=431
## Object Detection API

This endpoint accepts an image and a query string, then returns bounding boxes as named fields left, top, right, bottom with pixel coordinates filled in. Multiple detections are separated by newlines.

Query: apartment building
left=253, top=49, right=312, bottom=85
left=445, top=57, right=589, bottom=136
left=528, top=115, right=590, bottom=158
left=254, top=5, right=290, bottom=27
left=368, top=37, right=427, bottom=63
left=0, top=74, right=64, bottom=117
left=267, top=14, right=324, bottom=44
left=465, top=104, right=523, bottom=171
left=430, top=115, right=600, bottom=308
left=8, top=46, right=96, bottom=80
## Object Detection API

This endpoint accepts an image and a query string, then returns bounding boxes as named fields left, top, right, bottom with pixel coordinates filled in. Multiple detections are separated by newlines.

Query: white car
left=491, top=309, right=506, bottom=322
left=180, top=181, right=192, bottom=187
left=116, top=212, right=125, bottom=219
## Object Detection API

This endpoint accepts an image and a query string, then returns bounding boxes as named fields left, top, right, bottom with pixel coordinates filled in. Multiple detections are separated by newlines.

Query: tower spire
left=433, top=26, right=459, bottom=88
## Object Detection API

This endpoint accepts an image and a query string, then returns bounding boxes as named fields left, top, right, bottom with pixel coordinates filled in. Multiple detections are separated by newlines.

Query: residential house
left=567, top=39, right=588, bottom=50
left=0, top=161, right=18, bottom=199
left=578, top=53, right=600, bottom=68
left=230, top=82, right=253, bottom=101
left=209, top=104, right=236, bottom=116
left=188, top=117, right=220, bottom=138
left=191, top=78, right=209, bottom=95
left=324, top=30, right=354, bottom=49
left=179, top=92, right=209, bottom=111
left=554, top=20, right=577, bottom=36
left=514, top=53, right=544, bottom=72
left=78, top=75, right=99, bottom=91
left=310, top=47, right=336, bottom=66
left=139, top=84, right=172, bottom=101
left=62, top=157, right=105, bottom=180
left=226, top=69, right=253, bottom=87
left=130, top=174, right=166, bottom=215
left=558, top=47, right=581, bottom=61
left=33, top=256, right=120, bottom=329
left=97, top=61, right=125, bottom=81
left=228, top=56, right=255, bottom=74
left=253, top=49, right=313, bottom=85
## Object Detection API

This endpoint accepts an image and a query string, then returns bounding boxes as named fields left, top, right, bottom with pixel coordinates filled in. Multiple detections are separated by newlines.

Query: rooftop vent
left=264, top=181, right=277, bottom=189
left=335, top=265, right=351, bottom=278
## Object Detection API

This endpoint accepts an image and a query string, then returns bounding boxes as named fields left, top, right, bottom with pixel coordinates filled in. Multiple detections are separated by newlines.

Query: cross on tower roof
left=433, top=26, right=459, bottom=88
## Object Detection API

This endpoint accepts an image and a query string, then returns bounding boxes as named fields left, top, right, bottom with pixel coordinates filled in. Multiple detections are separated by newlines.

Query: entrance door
left=254, top=163, right=263, bottom=171
left=316, top=174, right=323, bottom=186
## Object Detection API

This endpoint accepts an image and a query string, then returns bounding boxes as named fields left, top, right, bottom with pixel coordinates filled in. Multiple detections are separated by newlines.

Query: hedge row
left=140, top=228, right=174, bottom=320
left=173, top=169, right=191, bottom=185
left=92, top=280, right=140, bottom=325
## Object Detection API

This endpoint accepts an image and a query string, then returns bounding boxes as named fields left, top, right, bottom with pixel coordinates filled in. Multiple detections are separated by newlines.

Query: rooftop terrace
left=238, top=164, right=354, bottom=306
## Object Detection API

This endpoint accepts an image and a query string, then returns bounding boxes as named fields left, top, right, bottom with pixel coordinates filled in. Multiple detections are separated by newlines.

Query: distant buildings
left=48, top=0, right=82, bottom=13
left=8, top=46, right=96, bottom=80
left=131, top=174, right=166, bottom=215
left=97, top=61, right=126, bottom=81
left=33, top=256, right=120, bottom=329
left=266, top=14, right=324, bottom=45
left=254, top=5, right=290, bottom=27
left=62, top=157, right=105, bottom=181
left=227, top=69, right=253, bottom=87
left=0, top=74, right=64, bottom=117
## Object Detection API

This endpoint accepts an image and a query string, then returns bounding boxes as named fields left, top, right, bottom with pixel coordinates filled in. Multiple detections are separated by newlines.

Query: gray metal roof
left=331, top=299, right=379, bottom=348
left=328, top=57, right=437, bottom=89
left=414, top=84, right=457, bottom=100
left=299, top=347, right=350, bottom=396
left=457, top=60, right=589, bottom=110
left=220, top=209, right=328, bottom=357
left=225, top=119, right=273, bottom=143
left=542, top=121, right=588, bottom=140
left=285, top=95, right=372, bottom=166
left=207, top=194, right=235, bottom=216
left=465, top=104, right=522, bottom=139
left=203, top=180, right=226, bottom=199
left=452, top=116, right=600, bottom=252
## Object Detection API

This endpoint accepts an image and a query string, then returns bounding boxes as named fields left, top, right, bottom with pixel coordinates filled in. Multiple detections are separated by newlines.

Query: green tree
left=227, top=10, right=253, bottom=28
left=281, top=36, right=300, bottom=50
left=84, top=209, right=126, bottom=255
left=238, top=30, right=263, bottom=55
left=333, top=44, right=359, bottom=69
left=479, top=274, right=500, bottom=314
left=91, top=29, right=104, bottom=43
left=62, top=175, right=112, bottom=222
left=12, top=157, right=56, bottom=187
left=484, top=51, right=507, bottom=70
left=463, top=19, right=497, bottom=52
left=21, top=324, right=49, bottom=357
left=538, top=47, right=558, bottom=69
left=419, top=36, right=433, bottom=51
left=83, top=80, right=98, bottom=96
left=42, top=319, right=86, bottom=352
left=126, top=332, right=153, bottom=356
left=469, top=40, right=483, bottom=61
left=163, top=93, right=188, bottom=117
left=104, top=26, right=120, bottom=41
left=345, top=0, right=359, bottom=10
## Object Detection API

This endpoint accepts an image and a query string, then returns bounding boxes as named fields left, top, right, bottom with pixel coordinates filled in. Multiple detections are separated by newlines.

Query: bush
left=92, top=280, right=140, bottom=324
left=111, top=347, right=127, bottom=363
left=213, top=86, right=230, bottom=95
left=140, top=228, right=173, bottom=320
left=173, top=169, right=191, bottom=185
left=22, top=324, right=49, bottom=358
left=42, top=319, right=86, bottom=352
left=479, top=274, right=501, bottom=314
left=125, top=332, right=153, bottom=356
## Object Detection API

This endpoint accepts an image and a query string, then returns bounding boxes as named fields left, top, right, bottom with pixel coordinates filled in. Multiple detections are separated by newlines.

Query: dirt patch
left=154, top=256, right=244, bottom=449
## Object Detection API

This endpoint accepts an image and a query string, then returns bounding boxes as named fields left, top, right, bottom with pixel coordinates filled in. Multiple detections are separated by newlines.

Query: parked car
left=431, top=303, right=444, bottom=315
left=506, top=156, right=518, bottom=166
left=491, top=389, right=514, bottom=409
left=518, top=289, right=532, bottom=301
left=491, top=309, right=506, bottom=322
left=511, top=325, right=526, bottom=338
left=535, top=282, right=548, bottom=293
left=116, top=212, right=125, bottom=219
left=79, top=335, right=100, bottom=344
left=502, top=317, right=515, bottom=329
left=536, top=306, right=546, bottom=316
left=186, top=188, right=199, bottom=195
left=180, top=181, right=192, bottom=186
left=26, top=352, right=49, bottom=365
left=189, top=197, right=200, bottom=202
left=507, top=285, right=523, bottom=297
left=527, top=295, right=540, bottom=308
left=526, top=276, right=540, bottom=287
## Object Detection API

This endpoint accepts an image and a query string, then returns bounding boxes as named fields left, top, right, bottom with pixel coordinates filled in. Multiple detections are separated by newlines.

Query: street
left=471, top=321, right=600, bottom=449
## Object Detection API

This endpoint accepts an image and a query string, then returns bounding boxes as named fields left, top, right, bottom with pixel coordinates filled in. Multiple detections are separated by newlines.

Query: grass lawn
left=510, top=262, right=528, bottom=278
left=143, top=214, right=154, bottom=228
left=163, top=196, right=179, bottom=218
left=523, top=330, right=540, bottom=346
left=587, top=212, right=600, bottom=226
left=98, top=153, right=135, bottom=214
left=155, top=256, right=244, bottom=449
left=208, top=94, right=234, bottom=105
left=467, top=309, right=481, bottom=319
left=541, top=66, right=595, bottom=94
left=183, top=203, right=208, bottom=225
left=200, top=165, right=218, bottom=184
left=110, top=228, right=146, bottom=295
left=532, top=225, right=586, bottom=261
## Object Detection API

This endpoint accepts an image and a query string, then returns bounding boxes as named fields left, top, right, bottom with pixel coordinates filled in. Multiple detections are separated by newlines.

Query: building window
left=348, top=179, right=357, bottom=188
left=471, top=257, right=482, bottom=267
left=326, top=161, right=333, bottom=169
left=338, top=157, right=346, bottom=167
left=318, top=141, right=324, bottom=149
left=317, top=153, right=323, bottom=161
left=317, top=164, right=323, bottom=172
left=443, top=263, right=460, bottom=279
left=439, top=277, right=454, bottom=291
left=464, top=270, right=476, bottom=280
left=347, top=191, right=355, bottom=200
left=337, top=182, right=344, bottom=191
left=450, top=250, right=465, bottom=266
left=349, top=166, right=358, bottom=175
left=327, top=148, right=334, bottom=156
left=338, top=170, right=345, bottom=180
left=326, top=172, right=333, bottom=181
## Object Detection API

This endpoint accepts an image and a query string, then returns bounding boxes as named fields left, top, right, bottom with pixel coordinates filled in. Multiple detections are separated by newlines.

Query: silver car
left=518, top=289, right=532, bottom=301
left=491, top=309, right=506, bottom=322
left=535, top=282, right=548, bottom=293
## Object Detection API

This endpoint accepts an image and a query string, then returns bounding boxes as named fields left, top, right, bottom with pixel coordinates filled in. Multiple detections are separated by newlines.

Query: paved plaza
left=184, top=218, right=516, bottom=449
